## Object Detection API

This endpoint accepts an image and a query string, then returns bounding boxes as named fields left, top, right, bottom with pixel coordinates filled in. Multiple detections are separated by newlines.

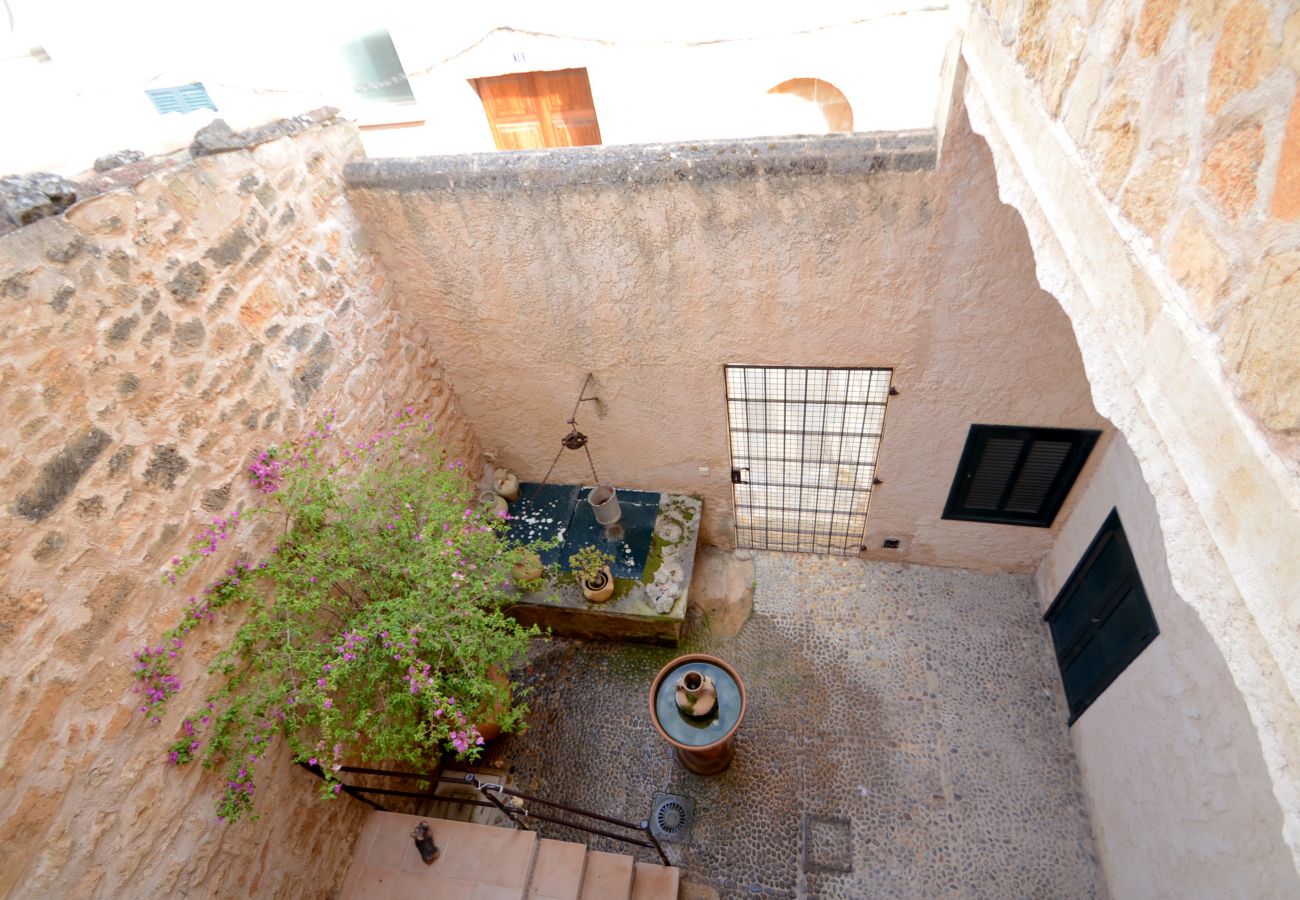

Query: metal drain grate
left=650, top=792, right=694, bottom=844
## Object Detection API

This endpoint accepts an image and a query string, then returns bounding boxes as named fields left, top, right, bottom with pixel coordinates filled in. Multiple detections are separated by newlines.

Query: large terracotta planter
left=472, top=666, right=513, bottom=743
left=649, top=654, right=746, bottom=775
left=580, top=565, right=615, bottom=603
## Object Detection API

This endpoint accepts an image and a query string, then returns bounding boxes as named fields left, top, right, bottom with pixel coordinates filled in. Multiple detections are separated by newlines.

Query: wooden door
left=472, top=68, right=601, bottom=149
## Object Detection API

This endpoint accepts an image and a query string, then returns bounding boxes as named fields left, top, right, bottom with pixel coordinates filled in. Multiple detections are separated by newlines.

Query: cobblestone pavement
left=490, top=554, right=1106, bottom=899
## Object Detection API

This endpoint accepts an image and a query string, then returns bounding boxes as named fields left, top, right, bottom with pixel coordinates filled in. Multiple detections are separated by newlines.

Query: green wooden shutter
left=1045, top=509, right=1159, bottom=722
left=942, top=425, right=1099, bottom=527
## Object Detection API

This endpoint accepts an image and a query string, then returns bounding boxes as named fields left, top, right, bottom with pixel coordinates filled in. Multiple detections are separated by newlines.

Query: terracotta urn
left=674, top=670, right=717, bottom=717
left=479, top=490, right=508, bottom=517
left=494, top=469, right=520, bottom=502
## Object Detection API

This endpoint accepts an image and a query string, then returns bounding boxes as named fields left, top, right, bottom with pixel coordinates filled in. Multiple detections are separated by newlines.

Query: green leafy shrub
left=133, top=409, right=543, bottom=821
left=567, top=545, right=614, bottom=586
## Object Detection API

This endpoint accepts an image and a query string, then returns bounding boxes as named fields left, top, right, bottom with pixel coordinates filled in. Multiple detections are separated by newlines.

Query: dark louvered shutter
left=1045, top=509, right=1158, bottom=722
left=942, top=425, right=1099, bottom=527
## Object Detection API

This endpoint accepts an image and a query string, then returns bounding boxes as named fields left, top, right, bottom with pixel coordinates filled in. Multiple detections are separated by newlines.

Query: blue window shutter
left=146, top=83, right=216, bottom=115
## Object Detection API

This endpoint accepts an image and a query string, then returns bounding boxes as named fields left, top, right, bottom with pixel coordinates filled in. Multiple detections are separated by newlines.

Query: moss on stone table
left=506, top=494, right=701, bottom=645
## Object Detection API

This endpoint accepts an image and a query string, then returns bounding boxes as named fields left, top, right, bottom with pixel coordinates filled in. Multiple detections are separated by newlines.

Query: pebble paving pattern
left=490, top=554, right=1106, bottom=898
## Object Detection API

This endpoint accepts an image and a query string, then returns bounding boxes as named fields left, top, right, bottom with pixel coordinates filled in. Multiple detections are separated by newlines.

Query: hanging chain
left=525, top=374, right=602, bottom=506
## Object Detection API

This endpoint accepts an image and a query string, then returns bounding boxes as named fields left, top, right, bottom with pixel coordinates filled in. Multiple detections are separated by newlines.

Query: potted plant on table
left=510, top=549, right=546, bottom=591
left=132, top=409, right=546, bottom=822
left=569, top=545, right=615, bottom=603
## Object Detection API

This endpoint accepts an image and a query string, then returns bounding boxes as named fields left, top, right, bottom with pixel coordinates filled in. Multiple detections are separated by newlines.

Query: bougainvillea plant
left=132, top=409, right=543, bottom=821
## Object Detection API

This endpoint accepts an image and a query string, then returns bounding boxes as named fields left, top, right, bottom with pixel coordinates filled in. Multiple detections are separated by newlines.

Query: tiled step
left=526, top=838, right=588, bottom=899
left=630, top=860, right=680, bottom=900
left=340, top=811, right=538, bottom=899
left=577, top=850, right=634, bottom=900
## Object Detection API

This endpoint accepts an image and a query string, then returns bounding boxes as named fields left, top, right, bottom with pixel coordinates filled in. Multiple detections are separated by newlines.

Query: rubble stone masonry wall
left=0, top=121, right=479, bottom=897
left=975, top=0, right=1300, bottom=456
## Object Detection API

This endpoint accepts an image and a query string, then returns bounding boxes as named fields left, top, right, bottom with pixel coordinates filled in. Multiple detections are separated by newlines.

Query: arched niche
left=767, top=78, right=854, bottom=133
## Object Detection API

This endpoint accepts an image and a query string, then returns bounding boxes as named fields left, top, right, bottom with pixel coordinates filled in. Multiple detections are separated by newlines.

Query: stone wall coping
left=344, top=129, right=938, bottom=192
left=0, top=107, right=345, bottom=237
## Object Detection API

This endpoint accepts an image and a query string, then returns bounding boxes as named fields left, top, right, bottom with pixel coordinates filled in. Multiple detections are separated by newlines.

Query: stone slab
left=506, top=493, right=701, bottom=646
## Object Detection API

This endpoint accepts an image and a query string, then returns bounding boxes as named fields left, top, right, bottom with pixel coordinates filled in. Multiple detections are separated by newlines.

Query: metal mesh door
left=725, top=366, right=893, bottom=555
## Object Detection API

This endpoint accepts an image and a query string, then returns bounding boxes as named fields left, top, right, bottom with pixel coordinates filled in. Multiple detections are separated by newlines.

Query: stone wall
left=960, top=0, right=1300, bottom=881
left=974, top=0, right=1300, bottom=462
left=1037, top=434, right=1300, bottom=898
left=343, top=114, right=1108, bottom=574
left=0, top=120, right=480, bottom=897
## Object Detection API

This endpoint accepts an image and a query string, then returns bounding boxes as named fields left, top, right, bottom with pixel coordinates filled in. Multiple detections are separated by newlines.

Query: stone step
left=526, top=838, right=588, bottom=900
left=417, top=768, right=511, bottom=826
left=578, top=850, right=634, bottom=900
left=340, top=810, right=538, bottom=899
left=630, top=860, right=680, bottom=900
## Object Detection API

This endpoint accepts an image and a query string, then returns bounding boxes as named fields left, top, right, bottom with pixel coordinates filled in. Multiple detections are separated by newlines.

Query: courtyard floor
left=489, top=553, right=1106, bottom=899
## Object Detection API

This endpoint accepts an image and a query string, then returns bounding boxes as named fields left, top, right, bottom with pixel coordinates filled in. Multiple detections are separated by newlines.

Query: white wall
left=390, top=8, right=955, bottom=156
left=0, top=0, right=399, bottom=173
left=1037, top=435, right=1300, bottom=899
left=1, top=1, right=955, bottom=171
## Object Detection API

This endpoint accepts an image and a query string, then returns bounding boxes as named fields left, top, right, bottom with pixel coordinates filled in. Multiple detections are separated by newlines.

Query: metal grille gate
left=725, top=366, right=893, bottom=555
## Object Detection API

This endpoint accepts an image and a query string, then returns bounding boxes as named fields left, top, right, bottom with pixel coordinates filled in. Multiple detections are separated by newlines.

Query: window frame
left=1044, top=508, right=1159, bottom=724
left=942, top=424, right=1099, bottom=527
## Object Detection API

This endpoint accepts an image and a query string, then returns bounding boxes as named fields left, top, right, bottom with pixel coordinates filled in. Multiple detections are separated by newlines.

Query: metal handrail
left=296, top=762, right=670, bottom=866
left=471, top=777, right=669, bottom=865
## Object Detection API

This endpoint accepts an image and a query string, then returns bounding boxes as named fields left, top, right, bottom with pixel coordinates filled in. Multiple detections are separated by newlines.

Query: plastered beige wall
left=0, top=122, right=479, bottom=897
left=1037, top=435, right=1300, bottom=899
left=346, top=109, right=1107, bottom=573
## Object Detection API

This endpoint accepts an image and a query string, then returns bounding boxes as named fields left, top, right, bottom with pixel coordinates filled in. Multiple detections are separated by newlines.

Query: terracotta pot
left=511, top=551, right=544, bottom=587
left=581, top=565, right=615, bottom=603
left=650, top=654, right=746, bottom=775
left=479, top=490, right=508, bottom=517
left=473, top=666, right=513, bottom=743
left=494, top=469, right=520, bottom=502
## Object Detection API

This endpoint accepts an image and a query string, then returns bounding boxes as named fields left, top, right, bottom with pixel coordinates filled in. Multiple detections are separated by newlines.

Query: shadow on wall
left=1070, top=566, right=1300, bottom=897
